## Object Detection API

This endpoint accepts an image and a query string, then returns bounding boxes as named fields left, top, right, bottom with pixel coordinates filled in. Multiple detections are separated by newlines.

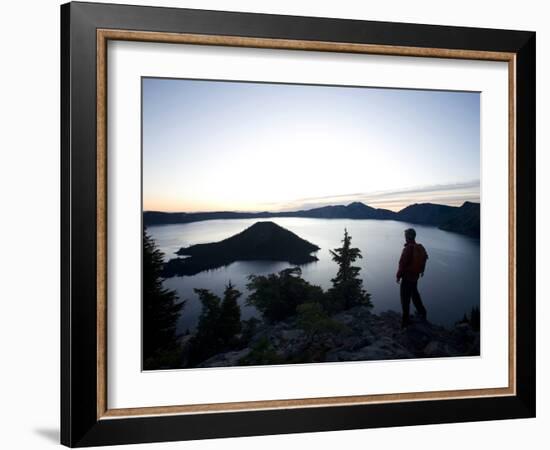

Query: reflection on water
left=148, top=218, right=480, bottom=333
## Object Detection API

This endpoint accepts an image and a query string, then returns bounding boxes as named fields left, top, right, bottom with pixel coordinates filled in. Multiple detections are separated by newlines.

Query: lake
left=148, top=218, right=480, bottom=333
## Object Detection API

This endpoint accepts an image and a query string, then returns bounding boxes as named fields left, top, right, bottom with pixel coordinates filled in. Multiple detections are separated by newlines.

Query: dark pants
left=400, top=279, right=427, bottom=326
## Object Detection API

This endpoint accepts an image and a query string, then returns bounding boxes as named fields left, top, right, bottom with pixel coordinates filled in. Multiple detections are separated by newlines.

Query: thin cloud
left=269, top=180, right=480, bottom=212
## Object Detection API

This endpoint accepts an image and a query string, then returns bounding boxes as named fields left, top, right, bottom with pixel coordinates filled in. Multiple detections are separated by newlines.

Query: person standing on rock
left=396, top=228, right=428, bottom=329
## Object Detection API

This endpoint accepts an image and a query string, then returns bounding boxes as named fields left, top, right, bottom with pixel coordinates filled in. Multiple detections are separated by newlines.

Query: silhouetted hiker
left=396, top=228, right=428, bottom=329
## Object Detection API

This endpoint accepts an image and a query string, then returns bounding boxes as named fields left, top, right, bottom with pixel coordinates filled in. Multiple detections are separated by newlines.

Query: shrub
left=246, top=267, right=323, bottom=322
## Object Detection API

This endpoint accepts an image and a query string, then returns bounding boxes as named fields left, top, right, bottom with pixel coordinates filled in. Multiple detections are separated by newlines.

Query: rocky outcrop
left=195, top=306, right=480, bottom=368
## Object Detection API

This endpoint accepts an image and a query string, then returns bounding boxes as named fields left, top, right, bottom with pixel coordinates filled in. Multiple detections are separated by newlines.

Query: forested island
left=144, top=201, right=480, bottom=238
left=163, top=221, right=319, bottom=276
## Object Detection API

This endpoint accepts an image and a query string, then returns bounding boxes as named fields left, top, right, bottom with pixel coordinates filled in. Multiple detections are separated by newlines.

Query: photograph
left=141, top=77, right=482, bottom=370
left=56, top=2, right=537, bottom=446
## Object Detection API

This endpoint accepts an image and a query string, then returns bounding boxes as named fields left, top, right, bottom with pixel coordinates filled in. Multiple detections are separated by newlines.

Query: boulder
left=281, top=329, right=305, bottom=341
left=198, top=348, right=251, bottom=368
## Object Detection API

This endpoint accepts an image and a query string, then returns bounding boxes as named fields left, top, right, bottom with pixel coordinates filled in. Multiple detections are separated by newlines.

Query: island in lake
left=162, top=221, right=320, bottom=277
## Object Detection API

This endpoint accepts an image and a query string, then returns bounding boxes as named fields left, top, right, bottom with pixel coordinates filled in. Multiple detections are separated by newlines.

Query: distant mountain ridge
left=145, top=201, right=480, bottom=238
left=438, top=202, right=480, bottom=237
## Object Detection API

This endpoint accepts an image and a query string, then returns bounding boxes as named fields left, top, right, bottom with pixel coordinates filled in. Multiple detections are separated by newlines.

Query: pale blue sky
left=143, top=78, right=480, bottom=212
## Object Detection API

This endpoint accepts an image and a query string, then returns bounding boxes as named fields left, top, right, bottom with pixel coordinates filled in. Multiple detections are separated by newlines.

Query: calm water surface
left=148, top=218, right=480, bottom=333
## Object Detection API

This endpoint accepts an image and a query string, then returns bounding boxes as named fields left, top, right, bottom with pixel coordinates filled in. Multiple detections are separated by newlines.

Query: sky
left=142, top=78, right=480, bottom=213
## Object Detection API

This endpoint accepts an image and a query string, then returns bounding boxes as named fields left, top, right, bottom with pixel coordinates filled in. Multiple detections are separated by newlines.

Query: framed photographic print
left=61, top=1, right=536, bottom=447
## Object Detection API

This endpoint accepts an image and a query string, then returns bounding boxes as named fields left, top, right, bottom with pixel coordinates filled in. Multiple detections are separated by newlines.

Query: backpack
left=410, top=243, right=428, bottom=275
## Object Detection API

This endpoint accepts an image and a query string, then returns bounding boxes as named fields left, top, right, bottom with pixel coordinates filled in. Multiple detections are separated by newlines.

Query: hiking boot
left=415, top=312, right=427, bottom=322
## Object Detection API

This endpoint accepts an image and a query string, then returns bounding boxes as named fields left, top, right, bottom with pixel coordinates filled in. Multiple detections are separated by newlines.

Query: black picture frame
left=61, top=1, right=536, bottom=447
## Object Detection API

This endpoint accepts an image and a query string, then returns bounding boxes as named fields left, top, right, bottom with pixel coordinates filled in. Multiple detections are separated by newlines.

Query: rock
left=326, top=336, right=414, bottom=362
left=448, top=323, right=479, bottom=354
left=466, top=334, right=480, bottom=356
left=198, top=348, right=251, bottom=368
left=423, top=340, right=457, bottom=357
left=281, top=339, right=310, bottom=358
left=178, top=334, right=194, bottom=367
left=192, top=307, right=480, bottom=367
left=337, top=314, right=355, bottom=325
left=281, top=329, right=304, bottom=341
left=340, top=336, right=372, bottom=351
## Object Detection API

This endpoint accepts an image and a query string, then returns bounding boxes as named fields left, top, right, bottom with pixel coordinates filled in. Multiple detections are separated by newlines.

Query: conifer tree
left=470, top=306, right=480, bottom=331
left=219, top=281, right=242, bottom=345
left=189, top=284, right=243, bottom=365
left=143, top=229, right=185, bottom=369
left=327, top=229, right=371, bottom=311
left=189, top=289, right=222, bottom=365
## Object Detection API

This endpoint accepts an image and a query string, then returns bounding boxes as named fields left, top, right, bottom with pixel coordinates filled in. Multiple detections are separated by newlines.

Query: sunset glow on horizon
left=143, top=78, right=480, bottom=213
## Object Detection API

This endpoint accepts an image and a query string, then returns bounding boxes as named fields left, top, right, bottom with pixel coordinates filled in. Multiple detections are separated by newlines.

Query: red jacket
left=396, top=241, right=428, bottom=282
